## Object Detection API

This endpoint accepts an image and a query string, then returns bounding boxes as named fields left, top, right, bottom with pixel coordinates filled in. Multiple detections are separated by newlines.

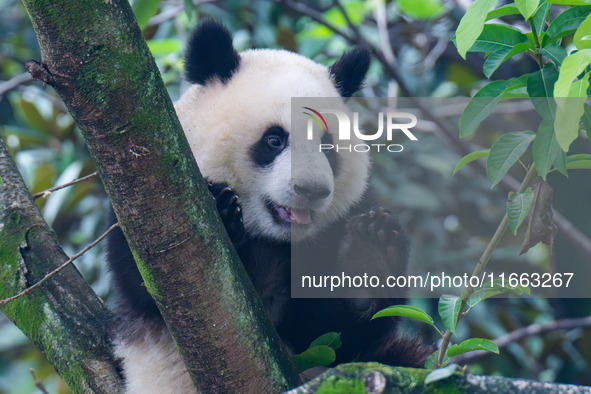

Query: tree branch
left=32, top=171, right=97, bottom=199
left=0, top=72, right=32, bottom=97
left=452, top=315, right=591, bottom=364
left=0, top=223, right=118, bottom=306
left=20, top=0, right=298, bottom=391
left=0, top=137, right=124, bottom=392
left=287, top=363, right=589, bottom=393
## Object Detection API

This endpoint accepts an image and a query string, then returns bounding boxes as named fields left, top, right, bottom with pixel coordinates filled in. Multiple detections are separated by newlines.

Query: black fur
left=213, top=188, right=431, bottom=366
left=329, top=47, right=371, bottom=97
left=249, top=126, right=289, bottom=167
left=185, top=20, right=240, bottom=85
left=106, top=208, right=161, bottom=320
left=106, top=186, right=433, bottom=368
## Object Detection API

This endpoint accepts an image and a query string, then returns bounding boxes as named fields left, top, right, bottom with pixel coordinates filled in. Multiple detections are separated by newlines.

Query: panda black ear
left=329, top=47, right=371, bottom=97
left=185, top=20, right=241, bottom=85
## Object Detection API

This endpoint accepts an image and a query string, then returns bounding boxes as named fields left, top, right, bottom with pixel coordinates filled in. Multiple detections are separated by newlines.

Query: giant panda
left=106, top=20, right=431, bottom=392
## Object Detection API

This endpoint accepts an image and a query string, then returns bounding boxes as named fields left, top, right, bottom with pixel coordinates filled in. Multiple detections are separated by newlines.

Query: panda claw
left=347, top=208, right=407, bottom=256
left=206, top=181, right=247, bottom=249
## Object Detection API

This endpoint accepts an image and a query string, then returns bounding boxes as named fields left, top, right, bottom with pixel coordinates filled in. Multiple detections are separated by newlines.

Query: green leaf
left=425, top=364, right=458, bottom=384
left=545, top=0, right=591, bottom=4
left=540, top=43, right=567, bottom=66
left=438, top=295, right=462, bottom=335
left=554, top=50, right=591, bottom=97
left=486, top=4, right=520, bottom=21
left=184, top=0, right=194, bottom=22
left=465, top=24, right=529, bottom=54
left=324, top=1, right=367, bottom=28
left=533, top=118, right=561, bottom=179
left=397, top=0, right=444, bottom=19
left=456, top=0, right=499, bottom=59
left=425, top=351, right=449, bottom=369
left=146, top=39, right=182, bottom=56
left=132, top=0, right=161, bottom=30
left=484, top=42, right=530, bottom=77
left=582, top=103, right=591, bottom=136
left=446, top=338, right=499, bottom=358
left=372, top=305, right=435, bottom=327
left=574, top=13, right=591, bottom=49
left=460, top=79, right=514, bottom=138
left=467, top=280, right=530, bottom=308
left=309, top=332, right=342, bottom=350
left=532, top=3, right=551, bottom=36
left=515, top=0, right=540, bottom=20
left=502, top=74, right=530, bottom=98
left=424, top=351, right=450, bottom=369
left=14, top=97, right=51, bottom=134
left=527, top=64, right=559, bottom=122
left=487, top=131, right=535, bottom=188
left=567, top=153, right=591, bottom=168
left=545, top=6, right=591, bottom=44
left=291, top=346, right=336, bottom=373
left=453, top=150, right=490, bottom=174
left=555, top=75, right=590, bottom=151
left=554, top=149, right=569, bottom=176
left=507, top=188, right=534, bottom=234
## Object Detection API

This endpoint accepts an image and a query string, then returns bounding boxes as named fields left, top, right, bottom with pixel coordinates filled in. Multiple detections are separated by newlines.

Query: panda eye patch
left=250, top=126, right=289, bottom=167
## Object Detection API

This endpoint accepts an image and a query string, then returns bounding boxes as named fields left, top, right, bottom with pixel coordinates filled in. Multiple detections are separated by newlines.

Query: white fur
left=115, top=325, right=195, bottom=393
left=175, top=49, right=370, bottom=242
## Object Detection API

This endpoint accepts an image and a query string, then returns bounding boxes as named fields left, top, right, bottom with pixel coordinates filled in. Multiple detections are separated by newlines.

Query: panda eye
left=267, top=135, right=285, bottom=149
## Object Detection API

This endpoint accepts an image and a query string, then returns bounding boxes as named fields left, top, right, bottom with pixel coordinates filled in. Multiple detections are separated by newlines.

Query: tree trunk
left=0, top=138, right=124, bottom=393
left=18, top=0, right=298, bottom=392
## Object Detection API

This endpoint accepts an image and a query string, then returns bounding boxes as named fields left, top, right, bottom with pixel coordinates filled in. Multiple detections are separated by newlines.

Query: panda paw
left=206, top=180, right=247, bottom=249
left=346, top=208, right=409, bottom=264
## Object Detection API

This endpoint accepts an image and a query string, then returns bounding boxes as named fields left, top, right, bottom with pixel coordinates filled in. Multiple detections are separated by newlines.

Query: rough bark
left=0, top=138, right=124, bottom=393
left=19, top=0, right=298, bottom=392
left=286, top=363, right=591, bottom=394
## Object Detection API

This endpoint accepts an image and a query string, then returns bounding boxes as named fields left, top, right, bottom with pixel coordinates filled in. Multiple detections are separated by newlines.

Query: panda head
left=175, top=21, right=371, bottom=243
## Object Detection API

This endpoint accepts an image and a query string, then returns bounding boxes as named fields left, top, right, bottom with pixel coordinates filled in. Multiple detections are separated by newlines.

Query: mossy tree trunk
left=289, top=363, right=591, bottom=394
left=13, top=0, right=299, bottom=392
left=0, top=139, right=124, bottom=393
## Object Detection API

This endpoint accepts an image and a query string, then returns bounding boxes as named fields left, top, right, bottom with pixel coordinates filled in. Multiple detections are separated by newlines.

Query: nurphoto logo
left=303, top=107, right=418, bottom=153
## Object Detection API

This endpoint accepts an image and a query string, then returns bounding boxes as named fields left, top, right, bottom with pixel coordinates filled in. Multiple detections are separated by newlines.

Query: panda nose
left=294, top=184, right=331, bottom=201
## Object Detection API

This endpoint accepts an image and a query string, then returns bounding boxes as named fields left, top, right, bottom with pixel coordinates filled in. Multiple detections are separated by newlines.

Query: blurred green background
left=1, top=0, right=590, bottom=392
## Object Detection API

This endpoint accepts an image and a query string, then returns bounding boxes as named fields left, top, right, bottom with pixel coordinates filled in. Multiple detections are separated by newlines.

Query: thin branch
left=373, top=0, right=398, bottom=96
left=333, top=0, right=362, bottom=41
left=278, top=0, right=356, bottom=44
left=0, top=72, right=33, bottom=97
left=147, top=0, right=211, bottom=28
left=420, top=35, right=449, bottom=72
left=0, top=223, right=119, bottom=306
left=452, top=315, right=591, bottom=364
left=332, top=0, right=414, bottom=97
left=33, top=171, right=97, bottom=199
left=435, top=165, right=540, bottom=368
left=29, top=369, right=50, bottom=394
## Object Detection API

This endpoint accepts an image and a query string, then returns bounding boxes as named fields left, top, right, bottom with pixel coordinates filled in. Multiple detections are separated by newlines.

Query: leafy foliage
left=291, top=332, right=342, bottom=373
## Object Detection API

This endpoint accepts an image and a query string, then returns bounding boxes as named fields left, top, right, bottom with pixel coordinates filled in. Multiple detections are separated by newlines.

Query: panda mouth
left=267, top=201, right=311, bottom=225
